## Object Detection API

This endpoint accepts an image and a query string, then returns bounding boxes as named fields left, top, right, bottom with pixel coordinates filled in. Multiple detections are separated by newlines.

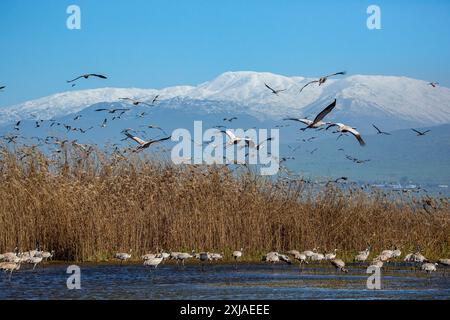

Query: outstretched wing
left=347, top=127, right=366, bottom=146
left=299, top=80, right=319, bottom=93
left=149, top=135, right=172, bottom=145
left=411, top=129, right=422, bottom=134
left=309, top=99, right=337, bottom=127
left=95, top=108, right=109, bottom=112
left=284, top=118, right=313, bottom=126
left=324, top=71, right=346, bottom=78
left=89, top=74, right=107, bottom=79
left=224, top=130, right=237, bottom=141
left=264, top=83, right=276, bottom=93
left=372, top=124, right=381, bottom=133
left=66, top=75, right=84, bottom=83
left=124, top=132, right=147, bottom=146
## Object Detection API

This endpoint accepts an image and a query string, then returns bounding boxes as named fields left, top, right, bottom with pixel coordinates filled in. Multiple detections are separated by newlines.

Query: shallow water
left=0, top=263, right=449, bottom=300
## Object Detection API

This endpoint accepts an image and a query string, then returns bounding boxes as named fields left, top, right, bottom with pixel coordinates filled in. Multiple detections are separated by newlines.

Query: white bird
left=209, top=253, right=223, bottom=261
left=373, top=253, right=390, bottom=263
left=311, top=251, right=325, bottom=262
left=263, top=252, right=280, bottom=263
left=301, top=249, right=317, bottom=259
left=421, top=262, right=438, bottom=273
left=278, top=254, right=292, bottom=264
left=232, top=248, right=243, bottom=261
left=143, top=255, right=163, bottom=269
left=26, top=256, right=43, bottom=270
left=326, top=123, right=366, bottom=146
left=330, top=259, right=348, bottom=273
left=123, top=131, right=171, bottom=152
left=221, top=130, right=255, bottom=148
left=283, top=118, right=332, bottom=129
left=0, top=261, right=21, bottom=279
left=262, top=252, right=291, bottom=264
left=0, top=251, right=19, bottom=262
left=287, top=250, right=301, bottom=257
left=404, top=253, right=415, bottom=262
left=413, top=252, right=428, bottom=263
left=161, top=252, right=171, bottom=260
left=142, top=253, right=157, bottom=260
left=170, top=251, right=181, bottom=260
left=176, top=250, right=195, bottom=266
left=35, top=250, right=55, bottom=261
left=438, top=258, right=450, bottom=266
left=325, top=249, right=338, bottom=260
left=294, top=253, right=308, bottom=266
left=355, top=247, right=371, bottom=263
left=392, top=247, right=402, bottom=259
left=115, top=250, right=132, bottom=263
left=381, top=250, right=394, bottom=259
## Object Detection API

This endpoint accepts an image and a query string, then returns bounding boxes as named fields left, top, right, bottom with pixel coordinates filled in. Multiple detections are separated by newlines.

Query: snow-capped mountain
left=1, top=71, right=450, bottom=132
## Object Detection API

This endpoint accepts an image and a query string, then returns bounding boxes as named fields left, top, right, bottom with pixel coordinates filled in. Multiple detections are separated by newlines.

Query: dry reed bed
left=0, top=146, right=449, bottom=262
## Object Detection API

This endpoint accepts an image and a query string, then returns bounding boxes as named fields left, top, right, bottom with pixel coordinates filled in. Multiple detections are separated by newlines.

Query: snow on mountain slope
left=1, top=71, right=449, bottom=129
left=0, top=86, right=194, bottom=124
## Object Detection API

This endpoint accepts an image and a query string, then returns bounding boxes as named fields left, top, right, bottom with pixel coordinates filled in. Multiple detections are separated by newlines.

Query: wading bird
left=325, top=249, right=338, bottom=260
left=412, top=129, right=430, bottom=136
left=326, top=123, right=365, bottom=146
left=330, top=259, right=348, bottom=273
left=428, top=82, right=439, bottom=88
left=0, top=261, right=21, bottom=280
left=299, top=72, right=346, bottom=93
left=421, top=262, right=438, bottom=274
left=67, top=73, right=107, bottom=83
left=123, top=130, right=171, bottom=152
left=176, top=250, right=195, bottom=266
left=26, top=255, right=43, bottom=270
left=264, top=83, right=286, bottom=95
left=372, top=124, right=391, bottom=135
left=143, top=255, right=163, bottom=269
left=355, top=246, right=371, bottom=263
left=115, top=250, right=132, bottom=263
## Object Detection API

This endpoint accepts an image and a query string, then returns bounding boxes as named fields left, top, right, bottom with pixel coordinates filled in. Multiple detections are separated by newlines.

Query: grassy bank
left=0, top=145, right=449, bottom=262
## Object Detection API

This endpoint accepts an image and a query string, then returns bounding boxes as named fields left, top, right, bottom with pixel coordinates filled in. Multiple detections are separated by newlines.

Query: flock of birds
left=0, top=71, right=439, bottom=175
left=2, top=244, right=449, bottom=280
left=105, top=246, right=450, bottom=276
left=119, top=245, right=450, bottom=277
left=0, top=73, right=447, bottom=283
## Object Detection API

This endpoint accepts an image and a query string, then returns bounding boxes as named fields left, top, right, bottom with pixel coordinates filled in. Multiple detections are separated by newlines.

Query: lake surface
left=1, top=262, right=449, bottom=300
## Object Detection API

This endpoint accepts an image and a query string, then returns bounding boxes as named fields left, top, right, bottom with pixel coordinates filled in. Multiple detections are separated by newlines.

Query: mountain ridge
left=1, top=71, right=450, bottom=132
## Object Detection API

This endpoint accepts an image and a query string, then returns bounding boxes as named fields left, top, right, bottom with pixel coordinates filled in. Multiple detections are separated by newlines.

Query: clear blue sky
left=1, top=0, right=450, bottom=107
